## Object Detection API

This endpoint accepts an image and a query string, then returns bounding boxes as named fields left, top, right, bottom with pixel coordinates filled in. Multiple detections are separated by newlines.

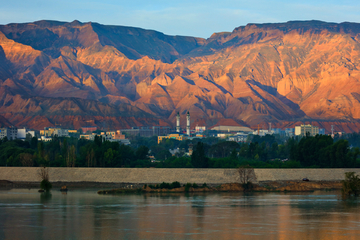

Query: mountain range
left=1, top=20, right=360, bottom=132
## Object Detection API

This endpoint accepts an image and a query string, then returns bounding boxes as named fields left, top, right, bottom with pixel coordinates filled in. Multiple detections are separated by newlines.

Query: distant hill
left=1, top=20, right=360, bottom=132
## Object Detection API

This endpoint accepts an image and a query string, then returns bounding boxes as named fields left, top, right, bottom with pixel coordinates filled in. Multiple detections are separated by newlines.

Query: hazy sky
left=1, top=0, right=360, bottom=38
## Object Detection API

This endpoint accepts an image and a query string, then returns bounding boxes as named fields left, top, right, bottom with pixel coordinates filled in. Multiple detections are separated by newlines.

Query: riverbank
left=97, top=180, right=343, bottom=194
left=0, top=179, right=343, bottom=193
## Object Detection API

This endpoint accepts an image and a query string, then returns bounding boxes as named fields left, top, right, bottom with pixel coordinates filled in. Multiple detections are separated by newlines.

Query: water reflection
left=0, top=190, right=359, bottom=239
left=40, top=192, right=52, bottom=202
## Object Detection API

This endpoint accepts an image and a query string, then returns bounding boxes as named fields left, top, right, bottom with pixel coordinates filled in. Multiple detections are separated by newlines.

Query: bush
left=171, top=181, right=181, bottom=189
left=202, top=183, right=208, bottom=188
left=40, top=179, right=52, bottom=192
left=148, top=181, right=181, bottom=189
left=184, top=183, right=192, bottom=192
left=242, top=182, right=254, bottom=192
left=38, top=167, right=52, bottom=192
left=342, top=172, right=360, bottom=197
left=159, top=182, right=172, bottom=189
left=192, top=183, right=199, bottom=188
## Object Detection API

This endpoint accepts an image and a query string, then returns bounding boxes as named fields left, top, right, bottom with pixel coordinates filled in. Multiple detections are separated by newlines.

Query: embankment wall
left=1, top=167, right=360, bottom=184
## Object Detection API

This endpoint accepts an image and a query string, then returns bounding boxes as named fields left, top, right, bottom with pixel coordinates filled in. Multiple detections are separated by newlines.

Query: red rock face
left=0, top=20, right=360, bottom=132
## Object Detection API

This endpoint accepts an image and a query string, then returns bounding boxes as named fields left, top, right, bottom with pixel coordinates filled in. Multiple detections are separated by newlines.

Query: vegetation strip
left=97, top=181, right=343, bottom=194
left=1, top=134, right=359, bottom=168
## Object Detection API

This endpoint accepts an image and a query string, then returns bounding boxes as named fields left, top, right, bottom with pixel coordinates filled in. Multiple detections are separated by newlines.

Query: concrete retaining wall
left=254, top=169, right=360, bottom=182
left=1, top=167, right=360, bottom=184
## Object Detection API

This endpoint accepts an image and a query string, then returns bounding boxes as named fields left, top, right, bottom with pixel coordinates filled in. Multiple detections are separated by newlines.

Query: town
left=1, top=120, right=330, bottom=147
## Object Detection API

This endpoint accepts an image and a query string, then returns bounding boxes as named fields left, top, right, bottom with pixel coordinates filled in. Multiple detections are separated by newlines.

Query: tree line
left=0, top=133, right=359, bottom=168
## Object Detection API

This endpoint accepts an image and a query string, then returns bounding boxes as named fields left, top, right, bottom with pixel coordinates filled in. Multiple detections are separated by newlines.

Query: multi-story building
left=39, top=136, right=52, bottom=142
left=285, top=128, right=295, bottom=137
left=295, top=124, right=319, bottom=137
left=272, top=128, right=286, bottom=136
left=252, top=129, right=274, bottom=136
left=17, top=128, right=35, bottom=139
left=40, top=128, right=52, bottom=137
left=0, top=127, right=18, bottom=140
left=121, top=126, right=171, bottom=137
left=100, top=132, right=113, bottom=141
left=217, top=133, right=233, bottom=138
left=80, top=133, right=97, bottom=141
left=80, top=131, right=130, bottom=145
left=53, top=128, right=69, bottom=137
left=113, top=130, right=126, bottom=140
left=195, top=126, right=206, bottom=133
left=158, top=133, right=187, bottom=144
left=228, top=133, right=249, bottom=142
left=40, top=127, right=69, bottom=137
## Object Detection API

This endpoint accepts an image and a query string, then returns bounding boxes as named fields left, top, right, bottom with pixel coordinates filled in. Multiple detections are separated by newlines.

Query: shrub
left=40, top=179, right=52, bottom=192
left=242, top=182, right=254, bottom=192
left=159, top=182, right=172, bottom=189
left=342, top=172, right=360, bottom=197
left=192, top=183, right=199, bottom=188
left=238, top=165, right=256, bottom=185
left=202, top=183, right=208, bottom=188
left=38, top=167, right=52, bottom=192
left=171, top=181, right=181, bottom=189
left=184, top=183, right=192, bottom=192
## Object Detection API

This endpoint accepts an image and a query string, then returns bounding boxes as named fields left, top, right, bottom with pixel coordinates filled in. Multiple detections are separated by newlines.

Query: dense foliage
left=0, top=133, right=359, bottom=168
left=342, top=172, right=360, bottom=197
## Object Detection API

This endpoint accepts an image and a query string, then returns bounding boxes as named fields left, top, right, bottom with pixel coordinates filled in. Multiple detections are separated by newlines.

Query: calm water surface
left=0, top=189, right=359, bottom=240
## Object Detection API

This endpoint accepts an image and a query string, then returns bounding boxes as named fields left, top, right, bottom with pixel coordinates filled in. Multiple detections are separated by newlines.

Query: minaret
left=186, top=111, right=190, bottom=136
left=176, top=112, right=180, bottom=132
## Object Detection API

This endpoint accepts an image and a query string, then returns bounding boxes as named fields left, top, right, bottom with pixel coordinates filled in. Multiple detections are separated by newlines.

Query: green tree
left=191, top=142, right=209, bottom=168
left=104, top=148, right=115, bottom=166
left=66, top=145, right=76, bottom=167
left=19, top=153, right=34, bottom=167
left=342, top=172, right=360, bottom=197
left=86, top=148, right=96, bottom=167
left=30, top=137, right=38, bottom=149
left=135, top=146, right=149, bottom=160
left=208, top=141, right=239, bottom=158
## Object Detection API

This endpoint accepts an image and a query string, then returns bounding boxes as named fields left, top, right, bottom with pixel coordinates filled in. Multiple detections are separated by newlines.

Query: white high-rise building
left=176, top=112, right=180, bottom=132
left=186, top=111, right=190, bottom=136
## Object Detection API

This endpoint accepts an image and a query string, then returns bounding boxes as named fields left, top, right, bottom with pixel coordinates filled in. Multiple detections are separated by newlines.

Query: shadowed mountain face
left=1, top=20, right=360, bottom=132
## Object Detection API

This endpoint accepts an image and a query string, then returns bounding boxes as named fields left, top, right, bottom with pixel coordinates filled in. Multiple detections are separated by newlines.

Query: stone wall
left=1, top=167, right=360, bottom=184
left=254, top=169, right=360, bottom=182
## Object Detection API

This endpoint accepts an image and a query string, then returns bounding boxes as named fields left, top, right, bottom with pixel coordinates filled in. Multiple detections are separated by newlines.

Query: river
left=0, top=189, right=359, bottom=239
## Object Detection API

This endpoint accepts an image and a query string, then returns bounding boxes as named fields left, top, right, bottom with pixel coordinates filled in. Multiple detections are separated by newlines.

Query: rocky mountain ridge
left=1, top=20, right=360, bottom=132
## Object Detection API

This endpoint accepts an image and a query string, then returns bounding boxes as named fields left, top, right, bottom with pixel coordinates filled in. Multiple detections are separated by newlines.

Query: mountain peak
left=68, top=20, right=83, bottom=26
